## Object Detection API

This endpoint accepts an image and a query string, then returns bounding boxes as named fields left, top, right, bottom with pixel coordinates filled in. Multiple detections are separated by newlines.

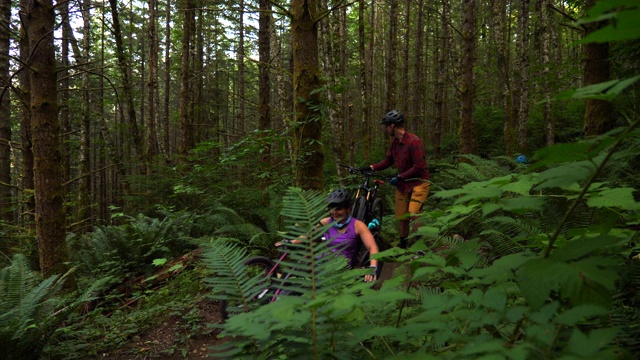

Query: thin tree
left=538, top=0, right=554, bottom=145
left=162, top=0, right=172, bottom=160
left=236, top=0, right=245, bottom=138
left=147, top=0, right=158, bottom=174
left=459, top=0, right=477, bottom=155
left=0, top=0, right=11, bottom=222
left=386, top=0, right=398, bottom=110
left=258, top=0, right=271, bottom=180
left=517, top=0, right=530, bottom=153
left=26, top=0, right=72, bottom=280
left=179, top=0, right=195, bottom=158
left=77, top=0, right=92, bottom=233
left=434, top=0, right=450, bottom=159
left=18, top=0, right=34, bottom=226
left=583, top=0, right=613, bottom=137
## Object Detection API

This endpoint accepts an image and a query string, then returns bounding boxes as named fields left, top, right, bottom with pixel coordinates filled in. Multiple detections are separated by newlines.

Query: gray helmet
left=380, top=110, right=404, bottom=125
left=327, top=188, right=351, bottom=207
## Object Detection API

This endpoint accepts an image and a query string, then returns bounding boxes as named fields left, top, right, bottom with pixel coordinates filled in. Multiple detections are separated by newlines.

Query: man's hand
left=358, top=165, right=372, bottom=172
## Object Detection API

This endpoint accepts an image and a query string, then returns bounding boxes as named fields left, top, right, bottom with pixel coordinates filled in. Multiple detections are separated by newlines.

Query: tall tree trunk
left=517, top=0, right=530, bottom=153
left=292, top=0, right=323, bottom=190
left=27, top=0, right=72, bottom=280
left=147, top=0, right=158, bottom=174
left=236, top=0, right=245, bottom=138
left=163, top=0, right=172, bottom=160
left=386, top=0, right=398, bottom=110
left=358, top=0, right=371, bottom=161
left=434, top=0, right=449, bottom=159
left=258, top=0, right=271, bottom=184
left=320, top=0, right=345, bottom=175
left=401, top=0, right=411, bottom=120
left=179, top=0, right=195, bottom=158
left=459, top=0, right=477, bottom=155
left=413, top=0, right=424, bottom=133
left=507, top=0, right=522, bottom=155
left=108, top=0, right=144, bottom=165
left=59, top=0, right=70, bottom=207
left=495, top=0, right=514, bottom=155
left=583, top=0, right=613, bottom=137
left=538, top=0, right=554, bottom=145
left=77, top=0, right=92, bottom=233
left=18, top=0, right=34, bottom=227
left=0, top=0, right=11, bottom=222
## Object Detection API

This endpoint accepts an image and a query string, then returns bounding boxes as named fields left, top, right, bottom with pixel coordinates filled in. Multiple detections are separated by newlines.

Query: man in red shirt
left=367, top=110, right=430, bottom=249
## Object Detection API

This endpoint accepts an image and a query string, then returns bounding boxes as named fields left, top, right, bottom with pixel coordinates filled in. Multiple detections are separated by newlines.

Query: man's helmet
left=515, top=155, right=528, bottom=164
left=327, top=188, right=351, bottom=207
left=380, top=110, right=404, bottom=125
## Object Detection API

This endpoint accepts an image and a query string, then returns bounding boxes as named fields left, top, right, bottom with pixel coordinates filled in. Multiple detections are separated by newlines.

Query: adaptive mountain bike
left=338, top=163, right=391, bottom=274
left=338, top=163, right=386, bottom=226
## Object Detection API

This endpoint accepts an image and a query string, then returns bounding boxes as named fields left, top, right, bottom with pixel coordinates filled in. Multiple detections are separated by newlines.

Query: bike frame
left=256, top=249, right=294, bottom=303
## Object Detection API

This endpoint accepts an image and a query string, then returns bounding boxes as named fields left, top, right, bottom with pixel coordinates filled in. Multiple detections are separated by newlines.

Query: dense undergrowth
left=1, top=3, right=639, bottom=358
left=0, top=125, right=639, bottom=359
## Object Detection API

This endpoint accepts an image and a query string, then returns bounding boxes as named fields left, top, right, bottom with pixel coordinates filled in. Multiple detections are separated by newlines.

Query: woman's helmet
left=515, top=155, right=528, bottom=164
left=327, top=188, right=351, bottom=208
left=380, top=110, right=404, bottom=125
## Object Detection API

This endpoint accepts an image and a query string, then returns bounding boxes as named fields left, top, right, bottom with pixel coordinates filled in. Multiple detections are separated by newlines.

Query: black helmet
left=327, top=188, right=351, bottom=207
left=380, top=110, right=404, bottom=125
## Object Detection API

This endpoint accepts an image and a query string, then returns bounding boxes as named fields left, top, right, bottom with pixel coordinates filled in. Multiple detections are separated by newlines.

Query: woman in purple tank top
left=320, top=189, right=379, bottom=282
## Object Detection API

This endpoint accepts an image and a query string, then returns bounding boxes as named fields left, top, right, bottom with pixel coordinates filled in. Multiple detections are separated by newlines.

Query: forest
left=0, top=0, right=639, bottom=357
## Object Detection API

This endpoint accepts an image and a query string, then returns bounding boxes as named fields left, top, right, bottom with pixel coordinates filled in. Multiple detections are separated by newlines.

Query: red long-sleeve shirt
left=371, top=131, right=429, bottom=194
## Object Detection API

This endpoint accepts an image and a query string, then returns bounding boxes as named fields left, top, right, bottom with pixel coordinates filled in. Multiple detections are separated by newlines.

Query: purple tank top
left=324, top=218, right=358, bottom=260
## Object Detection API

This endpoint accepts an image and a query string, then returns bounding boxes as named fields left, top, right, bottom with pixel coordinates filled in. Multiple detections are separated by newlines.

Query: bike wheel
left=352, top=196, right=367, bottom=221
left=219, top=256, right=276, bottom=320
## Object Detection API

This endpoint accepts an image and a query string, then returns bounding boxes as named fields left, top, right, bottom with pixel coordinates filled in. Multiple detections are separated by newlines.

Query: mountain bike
left=338, top=163, right=391, bottom=275
left=338, top=163, right=386, bottom=226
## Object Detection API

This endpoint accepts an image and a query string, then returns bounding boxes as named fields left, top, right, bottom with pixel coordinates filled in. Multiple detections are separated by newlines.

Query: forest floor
left=88, top=251, right=398, bottom=359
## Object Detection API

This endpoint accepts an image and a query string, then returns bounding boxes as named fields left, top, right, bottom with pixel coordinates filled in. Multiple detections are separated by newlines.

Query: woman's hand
left=364, top=266, right=377, bottom=282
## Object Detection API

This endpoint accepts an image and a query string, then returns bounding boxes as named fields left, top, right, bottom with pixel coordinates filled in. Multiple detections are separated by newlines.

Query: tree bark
left=434, top=0, right=450, bottom=159
left=258, top=0, right=272, bottom=182
left=292, top=0, right=323, bottom=190
left=147, top=0, right=158, bottom=174
left=26, top=0, right=72, bottom=280
left=18, top=0, right=34, bottom=227
left=179, top=0, right=195, bottom=158
left=77, top=0, right=92, bottom=233
left=517, top=0, right=530, bottom=153
left=386, top=0, right=398, bottom=110
left=0, top=0, right=11, bottom=222
left=236, top=0, right=246, bottom=139
left=583, top=0, right=613, bottom=137
left=459, top=0, right=477, bottom=155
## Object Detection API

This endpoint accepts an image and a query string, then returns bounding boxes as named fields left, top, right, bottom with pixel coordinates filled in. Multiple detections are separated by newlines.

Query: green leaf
left=535, top=161, right=595, bottom=190
left=554, top=77, right=640, bottom=101
left=498, top=196, right=546, bottom=212
left=568, top=328, right=618, bottom=358
left=555, top=304, right=610, bottom=325
left=578, top=0, right=640, bottom=43
left=517, top=258, right=563, bottom=309
left=482, top=287, right=507, bottom=312
left=587, top=187, right=640, bottom=210
left=152, top=258, right=167, bottom=266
